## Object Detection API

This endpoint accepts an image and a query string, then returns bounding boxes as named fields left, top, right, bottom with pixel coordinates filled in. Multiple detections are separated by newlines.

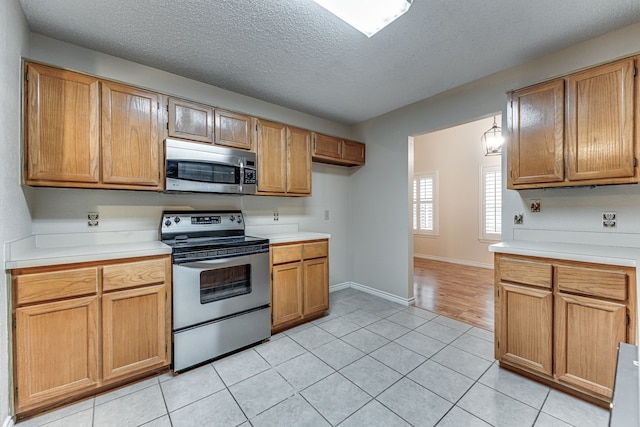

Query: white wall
left=351, top=22, right=640, bottom=301
left=24, top=35, right=357, bottom=287
left=413, top=116, right=501, bottom=268
left=0, top=0, right=31, bottom=423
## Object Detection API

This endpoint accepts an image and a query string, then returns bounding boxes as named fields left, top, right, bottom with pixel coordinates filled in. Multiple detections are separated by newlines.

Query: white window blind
left=481, top=165, right=502, bottom=240
left=413, top=173, right=436, bottom=235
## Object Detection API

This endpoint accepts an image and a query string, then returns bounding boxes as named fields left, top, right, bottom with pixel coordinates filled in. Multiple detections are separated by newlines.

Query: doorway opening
left=411, top=115, right=502, bottom=331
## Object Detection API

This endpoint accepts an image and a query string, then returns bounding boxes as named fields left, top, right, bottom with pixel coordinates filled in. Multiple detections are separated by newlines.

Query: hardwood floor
left=413, top=257, right=494, bottom=331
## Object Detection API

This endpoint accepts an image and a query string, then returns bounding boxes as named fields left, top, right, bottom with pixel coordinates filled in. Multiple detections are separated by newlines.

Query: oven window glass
left=200, top=264, right=251, bottom=304
left=176, top=161, right=238, bottom=184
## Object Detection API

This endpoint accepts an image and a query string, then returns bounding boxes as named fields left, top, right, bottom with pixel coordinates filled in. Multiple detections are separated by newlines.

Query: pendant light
left=482, top=116, right=504, bottom=156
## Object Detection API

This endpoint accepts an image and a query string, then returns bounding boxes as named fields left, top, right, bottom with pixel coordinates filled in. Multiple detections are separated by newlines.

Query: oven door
left=172, top=252, right=269, bottom=330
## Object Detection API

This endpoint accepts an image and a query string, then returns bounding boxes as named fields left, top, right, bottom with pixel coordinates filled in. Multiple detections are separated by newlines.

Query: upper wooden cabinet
left=256, top=120, right=312, bottom=196
left=566, top=58, right=636, bottom=182
left=215, top=108, right=254, bottom=150
left=257, top=120, right=287, bottom=193
left=507, top=56, right=639, bottom=189
left=168, top=98, right=214, bottom=143
left=24, top=62, right=164, bottom=191
left=167, top=97, right=254, bottom=150
left=101, top=81, right=161, bottom=187
left=286, top=126, right=312, bottom=194
left=25, top=63, right=100, bottom=184
left=312, top=132, right=365, bottom=166
left=508, top=79, right=565, bottom=187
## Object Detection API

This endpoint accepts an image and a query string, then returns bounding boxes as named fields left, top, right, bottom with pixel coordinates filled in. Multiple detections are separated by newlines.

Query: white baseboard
left=3, top=416, right=14, bottom=427
left=413, top=254, right=493, bottom=270
left=330, top=281, right=413, bottom=307
left=328, top=282, right=351, bottom=293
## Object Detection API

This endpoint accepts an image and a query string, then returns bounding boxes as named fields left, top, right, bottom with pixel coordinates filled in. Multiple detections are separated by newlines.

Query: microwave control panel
left=244, top=168, right=257, bottom=184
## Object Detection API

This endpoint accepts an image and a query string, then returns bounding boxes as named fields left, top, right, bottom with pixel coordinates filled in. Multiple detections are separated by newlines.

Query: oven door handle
left=174, top=258, right=238, bottom=268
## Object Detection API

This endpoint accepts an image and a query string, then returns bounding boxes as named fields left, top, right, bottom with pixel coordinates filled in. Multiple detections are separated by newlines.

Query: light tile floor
left=16, top=288, right=610, bottom=427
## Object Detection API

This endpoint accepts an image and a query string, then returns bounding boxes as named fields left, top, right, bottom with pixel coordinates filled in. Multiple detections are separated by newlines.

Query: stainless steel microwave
left=164, top=139, right=257, bottom=195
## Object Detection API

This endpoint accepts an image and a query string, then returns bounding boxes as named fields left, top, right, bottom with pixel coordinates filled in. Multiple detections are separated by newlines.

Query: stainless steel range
left=160, top=210, right=271, bottom=372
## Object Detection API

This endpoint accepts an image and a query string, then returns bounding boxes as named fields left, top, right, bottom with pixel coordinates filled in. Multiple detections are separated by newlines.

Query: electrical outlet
left=87, top=212, right=99, bottom=227
left=273, top=211, right=279, bottom=222
left=602, top=211, right=616, bottom=228
left=530, top=199, right=541, bottom=213
left=513, top=211, right=524, bottom=225
left=324, top=210, right=330, bottom=220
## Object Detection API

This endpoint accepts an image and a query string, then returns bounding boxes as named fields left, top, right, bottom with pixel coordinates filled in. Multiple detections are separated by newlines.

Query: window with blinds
left=413, top=172, right=437, bottom=235
left=481, top=165, right=502, bottom=240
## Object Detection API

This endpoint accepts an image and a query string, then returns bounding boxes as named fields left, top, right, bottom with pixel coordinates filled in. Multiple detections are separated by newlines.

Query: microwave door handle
left=239, top=162, right=244, bottom=192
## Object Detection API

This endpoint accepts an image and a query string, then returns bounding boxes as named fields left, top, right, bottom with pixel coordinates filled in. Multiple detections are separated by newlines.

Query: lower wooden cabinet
left=495, top=253, right=636, bottom=405
left=498, top=282, right=553, bottom=376
left=102, top=284, right=167, bottom=381
left=12, top=255, right=171, bottom=416
left=271, top=240, right=329, bottom=332
left=15, top=296, right=99, bottom=411
left=555, top=292, right=627, bottom=398
left=271, top=262, right=304, bottom=327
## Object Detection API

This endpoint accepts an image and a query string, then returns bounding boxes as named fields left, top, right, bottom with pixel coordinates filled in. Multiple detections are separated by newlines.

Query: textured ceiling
left=17, top=0, right=640, bottom=124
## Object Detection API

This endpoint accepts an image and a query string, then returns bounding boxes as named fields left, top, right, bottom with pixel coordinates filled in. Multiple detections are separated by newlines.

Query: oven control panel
left=160, top=210, right=245, bottom=238
left=191, top=216, right=222, bottom=225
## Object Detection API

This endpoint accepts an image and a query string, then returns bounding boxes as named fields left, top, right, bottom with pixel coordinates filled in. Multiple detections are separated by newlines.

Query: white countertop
left=5, top=226, right=331, bottom=269
left=489, top=240, right=640, bottom=267
left=245, top=224, right=330, bottom=244
left=5, top=230, right=172, bottom=269
left=252, top=231, right=331, bottom=244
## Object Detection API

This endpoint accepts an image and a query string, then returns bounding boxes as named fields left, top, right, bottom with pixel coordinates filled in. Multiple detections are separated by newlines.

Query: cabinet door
left=15, top=296, right=99, bottom=411
left=257, top=120, right=287, bottom=193
left=286, top=126, right=312, bottom=194
left=271, top=262, right=303, bottom=327
left=25, top=63, right=100, bottom=184
left=566, top=58, right=636, bottom=182
left=102, top=284, right=168, bottom=381
left=555, top=293, right=627, bottom=399
left=342, top=140, right=366, bottom=165
left=508, top=79, right=564, bottom=187
left=215, top=109, right=253, bottom=150
left=313, top=133, right=342, bottom=160
left=498, top=283, right=553, bottom=376
left=303, top=258, right=329, bottom=317
left=101, top=81, right=161, bottom=188
left=168, top=98, right=213, bottom=143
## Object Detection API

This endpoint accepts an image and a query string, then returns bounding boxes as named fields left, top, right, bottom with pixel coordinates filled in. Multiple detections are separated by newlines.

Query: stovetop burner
left=160, top=210, right=269, bottom=263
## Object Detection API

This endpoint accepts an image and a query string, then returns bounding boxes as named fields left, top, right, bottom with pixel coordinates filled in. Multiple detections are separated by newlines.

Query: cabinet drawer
left=15, top=267, right=98, bottom=305
left=303, top=241, right=328, bottom=259
left=272, top=244, right=303, bottom=264
left=499, top=257, right=552, bottom=288
left=103, top=258, right=167, bottom=292
left=557, top=266, right=627, bottom=301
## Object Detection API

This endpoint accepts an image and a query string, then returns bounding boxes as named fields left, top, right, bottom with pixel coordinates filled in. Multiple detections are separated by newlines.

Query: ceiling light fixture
left=482, top=116, right=504, bottom=156
left=313, top=0, right=413, bottom=38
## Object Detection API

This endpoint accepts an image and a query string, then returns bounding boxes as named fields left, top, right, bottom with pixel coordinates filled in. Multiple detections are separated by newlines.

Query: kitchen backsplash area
left=20, top=162, right=353, bottom=284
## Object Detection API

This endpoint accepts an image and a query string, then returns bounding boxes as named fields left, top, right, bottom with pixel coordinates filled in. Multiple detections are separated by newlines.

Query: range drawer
left=557, top=265, right=627, bottom=301
left=499, top=257, right=552, bottom=289
left=15, top=267, right=98, bottom=305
